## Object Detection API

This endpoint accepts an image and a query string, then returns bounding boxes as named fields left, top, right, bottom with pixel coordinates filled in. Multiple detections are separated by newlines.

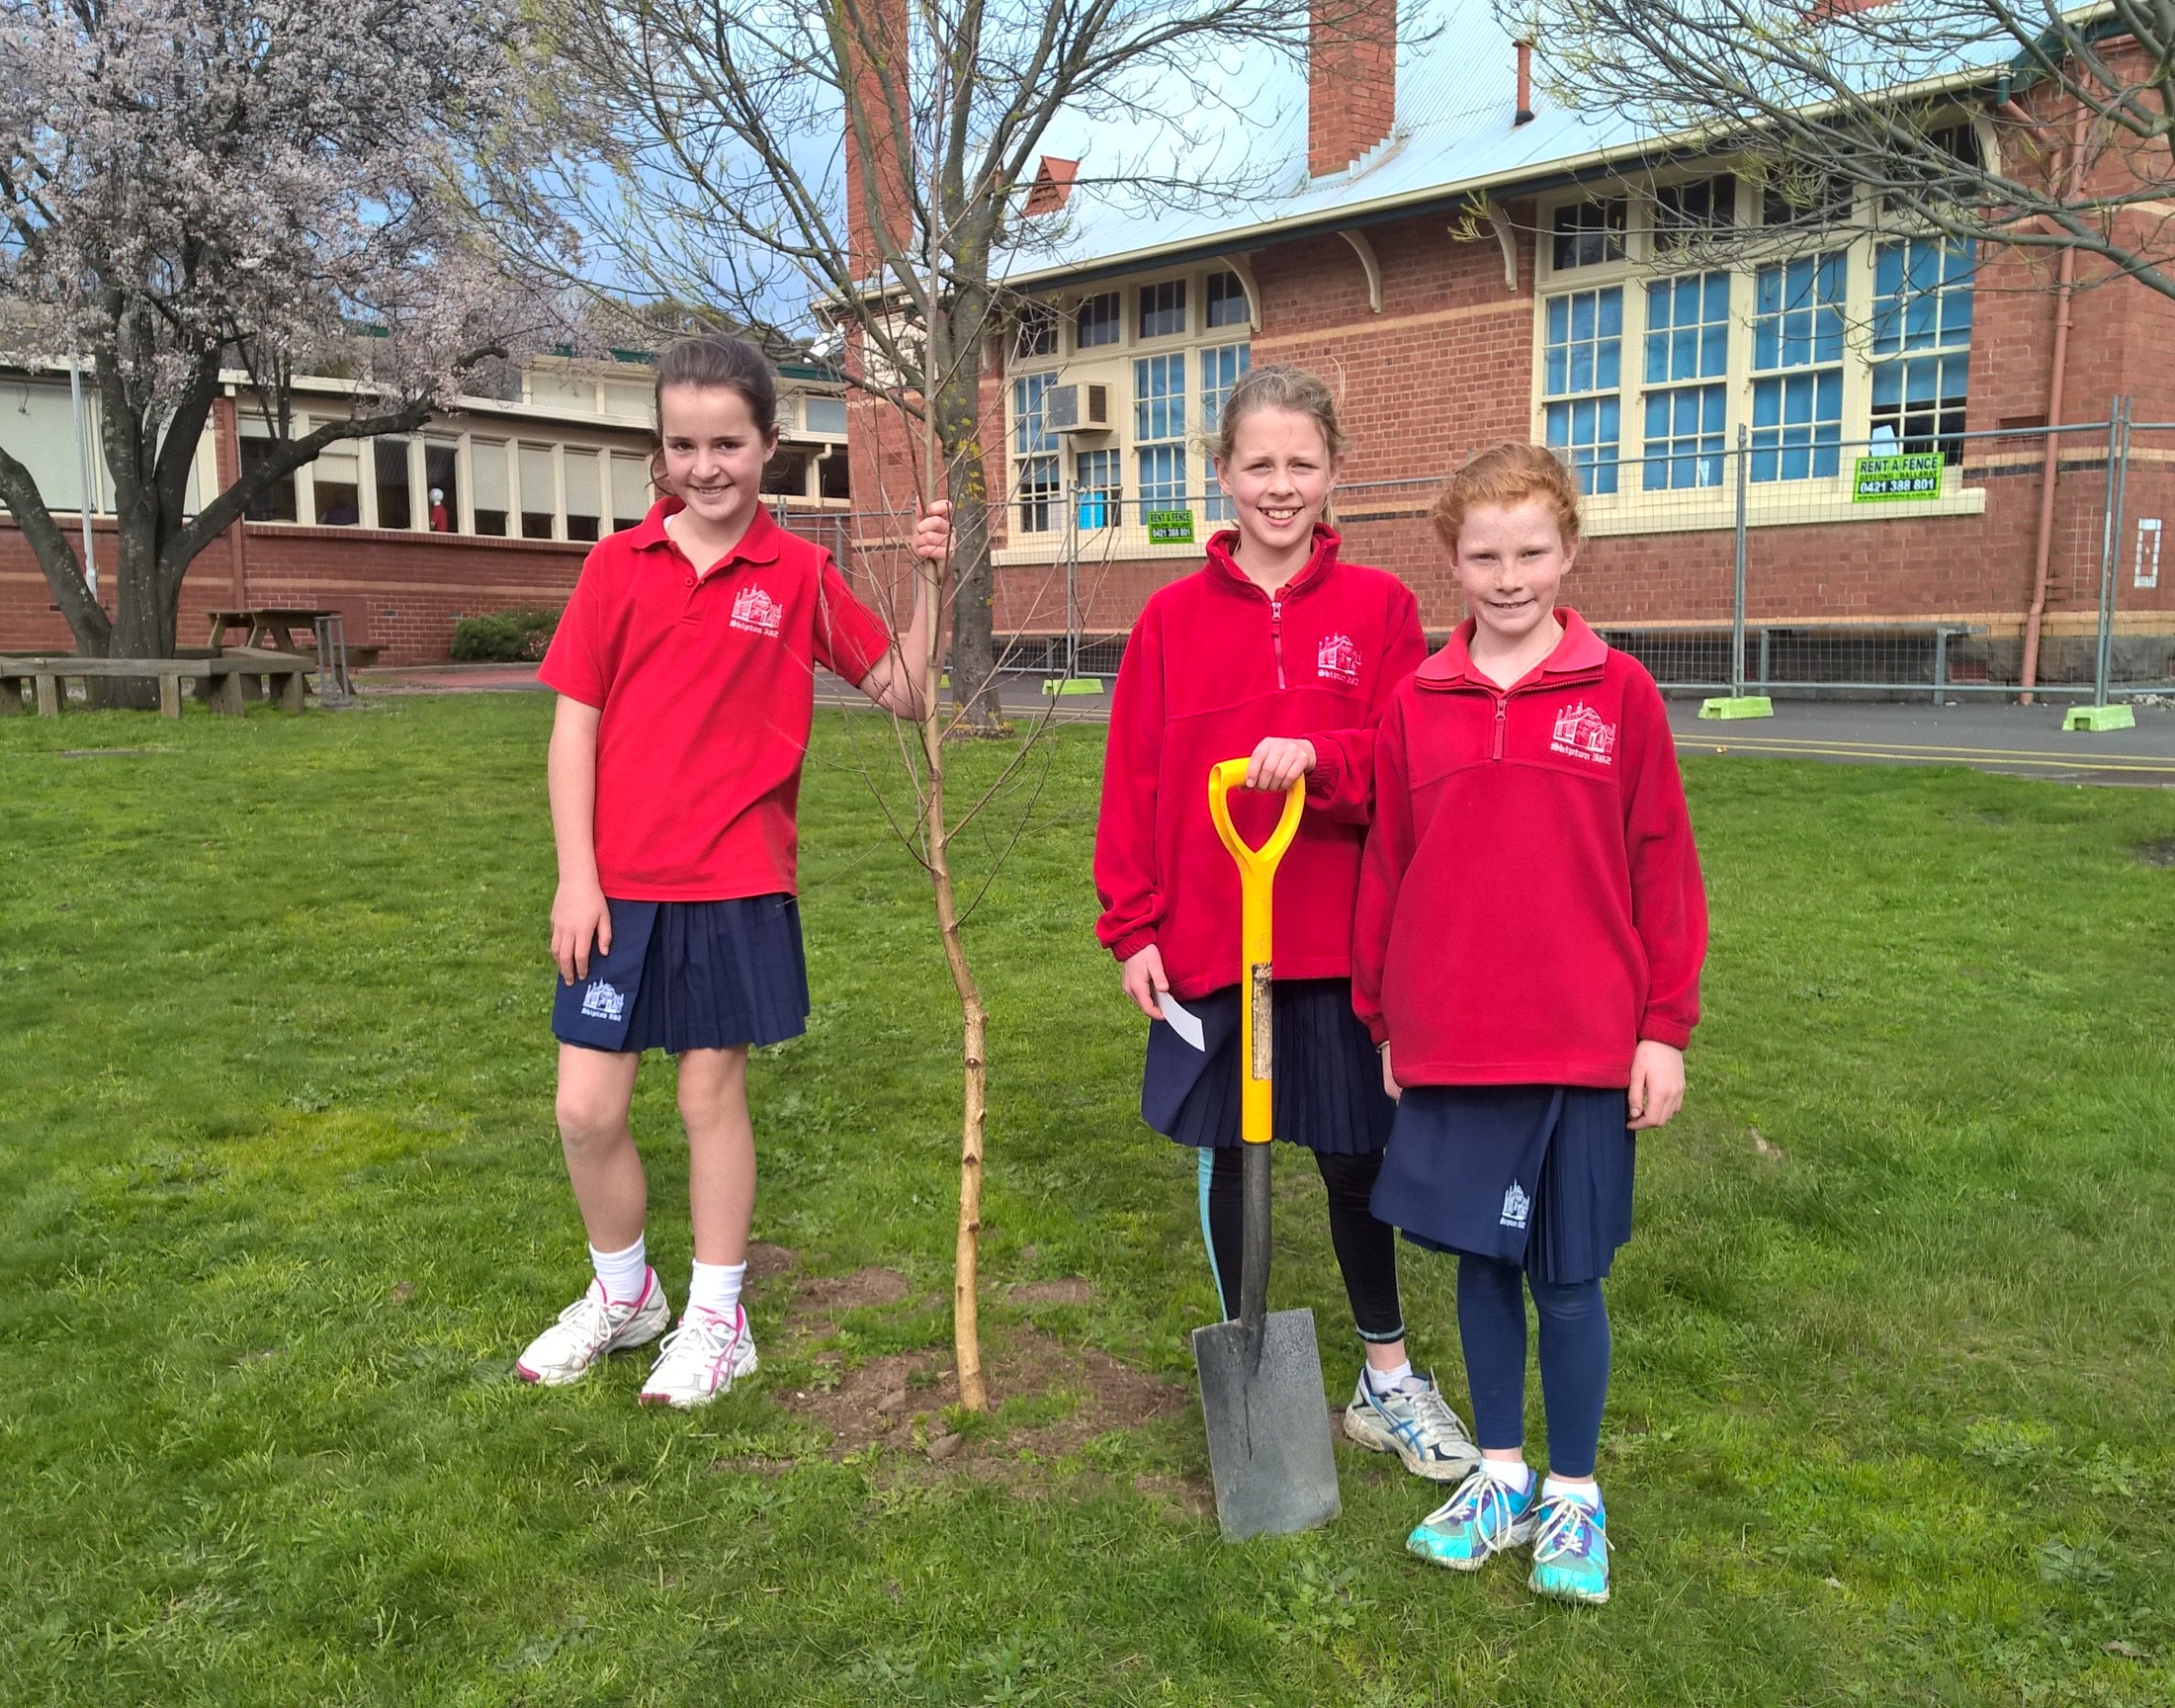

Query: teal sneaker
left=1406, top=1467, right=1538, bottom=1571
left=1527, top=1490, right=1610, bottom=1604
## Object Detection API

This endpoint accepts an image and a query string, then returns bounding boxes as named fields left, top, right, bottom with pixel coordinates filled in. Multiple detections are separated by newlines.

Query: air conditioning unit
left=1047, top=384, right=1110, bottom=433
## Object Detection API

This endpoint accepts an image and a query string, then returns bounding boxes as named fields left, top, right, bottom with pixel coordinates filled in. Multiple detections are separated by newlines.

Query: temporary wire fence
left=771, top=410, right=2175, bottom=705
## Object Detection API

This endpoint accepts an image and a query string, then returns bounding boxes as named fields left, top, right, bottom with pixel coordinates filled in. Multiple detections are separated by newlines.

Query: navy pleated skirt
left=557, top=895, right=810, bottom=1056
left=1147, top=978, right=1394, bottom=1155
left=1371, top=1085, right=1634, bottom=1284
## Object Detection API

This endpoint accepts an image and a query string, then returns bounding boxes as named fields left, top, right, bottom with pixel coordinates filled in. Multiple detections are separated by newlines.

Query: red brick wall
left=0, top=518, right=588, bottom=663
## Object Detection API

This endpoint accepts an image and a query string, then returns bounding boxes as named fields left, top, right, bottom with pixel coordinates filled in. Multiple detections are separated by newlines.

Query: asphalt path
left=357, top=664, right=2175, bottom=787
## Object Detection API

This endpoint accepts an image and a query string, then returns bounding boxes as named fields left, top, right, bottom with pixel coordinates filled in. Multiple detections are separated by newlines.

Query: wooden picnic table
left=206, top=608, right=334, bottom=653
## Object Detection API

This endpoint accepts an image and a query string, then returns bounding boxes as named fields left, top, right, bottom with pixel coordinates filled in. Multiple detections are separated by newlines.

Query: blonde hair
left=1432, top=442, right=1583, bottom=552
left=1206, top=363, right=1351, bottom=465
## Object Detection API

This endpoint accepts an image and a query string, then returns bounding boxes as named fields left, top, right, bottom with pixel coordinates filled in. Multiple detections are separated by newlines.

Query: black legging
left=1203, top=1145, right=1405, bottom=1343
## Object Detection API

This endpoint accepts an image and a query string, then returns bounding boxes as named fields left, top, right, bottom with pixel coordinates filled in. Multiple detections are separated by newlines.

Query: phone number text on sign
left=1852, top=452, right=1946, bottom=502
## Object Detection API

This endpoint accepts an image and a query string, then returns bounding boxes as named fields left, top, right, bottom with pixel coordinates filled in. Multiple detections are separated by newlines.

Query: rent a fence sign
left=1145, top=509, right=1195, bottom=544
left=1852, top=452, right=1945, bottom=502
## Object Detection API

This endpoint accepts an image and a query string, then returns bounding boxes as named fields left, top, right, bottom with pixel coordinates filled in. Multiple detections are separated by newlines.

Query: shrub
left=450, top=607, right=562, bottom=662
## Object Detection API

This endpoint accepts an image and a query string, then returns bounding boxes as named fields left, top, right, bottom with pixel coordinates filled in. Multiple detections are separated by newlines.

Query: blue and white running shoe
left=1407, top=1467, right=1539, bottom=1570
left=1344, top=1372, right=1481, bottom=1483
left=1527, top=1489, right=1610, bottom=1604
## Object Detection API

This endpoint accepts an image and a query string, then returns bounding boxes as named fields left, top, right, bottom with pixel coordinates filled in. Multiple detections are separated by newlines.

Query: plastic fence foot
left=1697, top=696, right=1775, bottom=721
left=2063, top=703, right=2136, bottom=732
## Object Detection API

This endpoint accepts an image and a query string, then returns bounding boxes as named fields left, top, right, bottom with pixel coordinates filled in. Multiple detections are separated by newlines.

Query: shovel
left=1189, top=758, right=1342, bottom=1541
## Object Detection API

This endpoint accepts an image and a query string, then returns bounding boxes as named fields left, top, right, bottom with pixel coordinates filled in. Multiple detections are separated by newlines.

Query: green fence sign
left=1145, top=508, right=1195, bottom=544
left=1852, top=452, right=1944, bottom=502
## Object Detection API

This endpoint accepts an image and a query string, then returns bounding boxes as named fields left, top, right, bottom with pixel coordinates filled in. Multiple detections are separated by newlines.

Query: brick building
left=0, top=352, right=854, bottom=662
left=847, top=0, right=2175, bottom=688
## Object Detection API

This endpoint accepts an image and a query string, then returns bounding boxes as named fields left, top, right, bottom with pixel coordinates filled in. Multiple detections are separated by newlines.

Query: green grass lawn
left=2, top=694, right=2172, bottom=1706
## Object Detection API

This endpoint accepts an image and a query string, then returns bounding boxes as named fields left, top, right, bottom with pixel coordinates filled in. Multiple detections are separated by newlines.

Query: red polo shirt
left=539, top=499, right=894, bottom=900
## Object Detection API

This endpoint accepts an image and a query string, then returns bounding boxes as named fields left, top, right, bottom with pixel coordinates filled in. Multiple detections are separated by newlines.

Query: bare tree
left=1515, top=0, right=2175, bottom=297
left=0, top=0, right=575, bottom=694
left=544, top=0, right=1383, bottom=1406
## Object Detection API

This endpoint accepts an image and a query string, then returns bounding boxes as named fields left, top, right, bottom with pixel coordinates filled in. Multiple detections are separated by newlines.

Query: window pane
left=1015, top=454, right=1059, bottom=534
left=609, top=451, right=648, bottom=526
left=1543, top=396, right=1619, bottom=495
left=518, top=443, right=556, bottom=538
left=313, top=442, right=361, bottom=526
left=375, top=439, right=412, bottom=530
left=805, top=396, right=848, bottom=435
left=1013, top=373, right=1058, bottom=454
left=1137, top=444, right=1186, bottom=507
left=1076, top=447, right=1120, bottom=529
left=1640, top=383, right=1726, bottom=490
left=1206, top=271, right=1249, bottom=328
left=1139, top=280, right=1187, bottom=338
left=1753, top=252, right=1846, bottom=372
left=1077, top=292, right=1121, bottom=348
left=1653, top=175, right=1736, bottom=253
left=238, top=437, right=298, bottom=522
left=1645, top=272, right=1729, bottom=384
left=1542, top=287, right=1621, bottom=399
left=1013, top=302, right=1057, bottom=359
left=1133, top=354, right=1185, bottom=442
left=1750, top=371, right=1843, bottom=481
left=423, top=440, right=458, bottom=532
left=1551, top=198, right=1626, bottom=269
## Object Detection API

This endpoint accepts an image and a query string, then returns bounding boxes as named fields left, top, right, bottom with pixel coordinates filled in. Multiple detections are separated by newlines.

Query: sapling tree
left=0, top=0, right=574, bottom=691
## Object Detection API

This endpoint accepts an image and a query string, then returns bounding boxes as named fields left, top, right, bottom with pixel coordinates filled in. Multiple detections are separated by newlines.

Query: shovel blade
left=1191, top=1307, right=1342, bottom=1540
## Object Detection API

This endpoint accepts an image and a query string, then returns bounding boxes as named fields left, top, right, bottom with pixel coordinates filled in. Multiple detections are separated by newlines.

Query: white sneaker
left=640, top=1304, right=758, bottom=1409
left=1344, top=1370, right=1482, bottom=1483
left=515, top=1270, right=670, bottom=1386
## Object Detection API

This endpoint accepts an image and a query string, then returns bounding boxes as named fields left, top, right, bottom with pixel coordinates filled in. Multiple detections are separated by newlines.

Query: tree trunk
left=101, top=495, right=179, bottom=709
left=917, top=615, right=992, bottom=1413
left=936, top=287, right=1003, bottom=733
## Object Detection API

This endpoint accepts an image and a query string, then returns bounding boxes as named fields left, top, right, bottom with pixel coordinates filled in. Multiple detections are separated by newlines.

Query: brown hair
left=1431, top=441, right=1583, bottom=552
left=649, top=334, right=780, bottom=492
left=1206, top=363, right=1351, bottom=465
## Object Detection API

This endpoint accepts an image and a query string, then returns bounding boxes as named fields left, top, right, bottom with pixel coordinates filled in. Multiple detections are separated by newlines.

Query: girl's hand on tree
left=1245, top=736, right=1316, bottom=792
left=1120, top=944, right=1170, bottom=1020
left=911, top=499, right=952, bottom=563
left=1627, top=1040, right=1685, bottom=1131
left=1380, top=1043, right=1401, bottom=1102
left=552, top=882, right=613, bottom=984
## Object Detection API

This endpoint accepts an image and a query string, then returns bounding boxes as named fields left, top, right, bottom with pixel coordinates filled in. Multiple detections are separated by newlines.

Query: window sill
left=1580, top=480, right=1985, bottom=538
left=993, top=532, right=1217, bottom=567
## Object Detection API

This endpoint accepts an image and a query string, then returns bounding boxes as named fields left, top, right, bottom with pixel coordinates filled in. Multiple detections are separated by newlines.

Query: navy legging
left=1456, top=1254, right=1610, bottom=1479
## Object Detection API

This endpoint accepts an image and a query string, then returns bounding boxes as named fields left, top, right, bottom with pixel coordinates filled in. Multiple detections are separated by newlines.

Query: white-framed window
left=1542, top=287, right=1622, bottom=494
left=1205, top=271, right=1250, bottom=329
left=1139, top=280, right=1187, bottom=339
left=1871, top=238, right=1973, bottom=461
left=1532, top=171, right=1978, bottom=509
left=1751, top=251, right=1846, bottom=482
left=1077, top=291, right=1121, bottom=348
left=1134, top=353, right=1186, bottom=509
left=1200, top=342, right=1252, bottom=520
left=1013, top=301, right=1057, bottom=360
left=1640, top=272, right=1730, bottom=490
left=1076, top=446, right=1120, bottom=529
left=1012, top=371, right=1059, bottom=534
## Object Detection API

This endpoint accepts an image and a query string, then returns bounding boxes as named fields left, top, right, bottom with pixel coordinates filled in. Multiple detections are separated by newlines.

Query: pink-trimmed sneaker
left=516, top=1270, right=670, bottom=1386
left=639, top=1304, right=758, bottom=1409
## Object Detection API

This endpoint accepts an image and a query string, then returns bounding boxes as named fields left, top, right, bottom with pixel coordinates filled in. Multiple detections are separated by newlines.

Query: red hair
left=1432, top=442, right=1582, bottom=552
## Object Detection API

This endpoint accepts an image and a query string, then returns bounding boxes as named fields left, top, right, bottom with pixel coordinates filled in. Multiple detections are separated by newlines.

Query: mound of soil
left=1008, top=1278, right=1093, bottom=1307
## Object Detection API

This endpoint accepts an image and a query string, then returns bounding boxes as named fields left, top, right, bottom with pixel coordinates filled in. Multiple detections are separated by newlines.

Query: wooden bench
left=0, top=649, right=313, bottom=718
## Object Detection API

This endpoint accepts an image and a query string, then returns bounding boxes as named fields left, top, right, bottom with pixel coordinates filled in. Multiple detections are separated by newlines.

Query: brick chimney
left=842, top=0, right=912, bottom=278
left=1309, top=0, right=1398, bottom=177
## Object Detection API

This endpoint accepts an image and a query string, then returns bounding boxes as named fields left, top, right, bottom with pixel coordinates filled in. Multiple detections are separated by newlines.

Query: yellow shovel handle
left=1207, top=760, right=1305, bottom=1144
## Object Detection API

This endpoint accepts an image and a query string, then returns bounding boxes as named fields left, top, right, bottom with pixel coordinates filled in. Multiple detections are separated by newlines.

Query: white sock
left=1479, top=1458, right=1532, bottom=1494
left=1543, top=1475, right=1601, bottom=1508
left=687, top=1260, right=746, bottom=1320
left=589, top=1236, right=648, bottom=1305
left=1364, top=1359, right=1415, bottom=1394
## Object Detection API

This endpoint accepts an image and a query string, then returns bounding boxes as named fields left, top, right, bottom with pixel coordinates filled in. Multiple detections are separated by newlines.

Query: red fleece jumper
left=1352, top=609, right=1707, bottom=1087
left=1095, top=526, right=1428, bottom=1001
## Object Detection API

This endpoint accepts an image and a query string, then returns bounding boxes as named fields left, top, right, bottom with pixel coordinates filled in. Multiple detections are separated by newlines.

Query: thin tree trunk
left=936, top=277, right=1002, bottom=733
left=917, top=714, right=991, bottom=1412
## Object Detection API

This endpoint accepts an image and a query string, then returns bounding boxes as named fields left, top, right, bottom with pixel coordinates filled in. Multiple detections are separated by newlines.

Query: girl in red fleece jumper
left=1095, top=366, right=1477, bottom=1486
left=1354, top=442, right=1707, bottom=1605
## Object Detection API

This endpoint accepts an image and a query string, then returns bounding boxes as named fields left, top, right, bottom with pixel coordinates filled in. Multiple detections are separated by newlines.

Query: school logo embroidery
left=1549, top=702, right=1618, bottom=765
left=1499, top=1181, right=1531, bottom=1231
left=1317, top=631, right=1361, bottom=685
left=580, top=980, right=627, bottom=1023
left=730, top=584, right=784, bottom=639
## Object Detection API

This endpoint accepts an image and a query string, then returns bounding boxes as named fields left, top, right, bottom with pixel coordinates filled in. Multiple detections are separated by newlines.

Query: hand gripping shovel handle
left=1206, top=761, right=1305, bottom=1359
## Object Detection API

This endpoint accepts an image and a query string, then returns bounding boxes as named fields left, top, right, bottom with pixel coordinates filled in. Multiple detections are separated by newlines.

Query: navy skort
left=1370, top=1084, right=1634, bottom=1284
left=553, top=894, right=810, bottom=1056
left=1144, top=978, right=1395, bottom=1155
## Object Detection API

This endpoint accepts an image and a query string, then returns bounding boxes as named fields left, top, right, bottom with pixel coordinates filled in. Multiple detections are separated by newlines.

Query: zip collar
left=1202, top=523, right=1342, bottom=603
left=1417, top=606, right=1609, bottom=692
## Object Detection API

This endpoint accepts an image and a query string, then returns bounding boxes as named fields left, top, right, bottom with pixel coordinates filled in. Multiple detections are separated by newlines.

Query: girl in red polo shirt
left=1096, top=364, right=1479, bottom=1486
left=1354, top=441, right=1707, bottom=1603
left=516, top=334, right=947, bottom=1409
